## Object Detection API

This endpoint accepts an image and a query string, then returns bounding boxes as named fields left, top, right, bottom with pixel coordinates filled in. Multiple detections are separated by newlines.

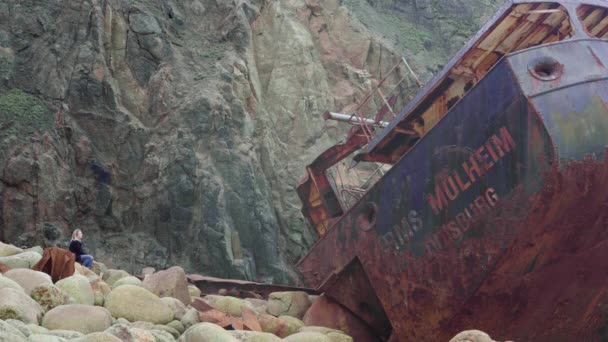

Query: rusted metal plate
left=187, top=274, right=319, bottom=299
left=297, top=36, right=608, bottom=340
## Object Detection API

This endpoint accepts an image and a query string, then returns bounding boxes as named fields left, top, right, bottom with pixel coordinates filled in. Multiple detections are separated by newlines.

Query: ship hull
left=297, top=39, right=608, bottom=341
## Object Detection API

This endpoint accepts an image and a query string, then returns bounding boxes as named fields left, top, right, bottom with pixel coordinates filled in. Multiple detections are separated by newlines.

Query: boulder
left=70, top=332, right=122, bottom=342
left=0, top=319, right=28, bottom=339
left=299, top=326, right=353, bottom=341
left=0, top=330, right=26, bottom=342
left=449, top=330, right=496, bottom=342
left=90, top=262, right=108, bottom=276
left=0, top=274, right=25, bottom=293
left=0, top=287, right=44, bottom=324
left=0, top=242, right=23, bottom=257
left=149, top=329, right=176, bottom=342
left=3, top=269, right=52, bottom=295
left=152, top=324, right=180, bottom=339
left=179, top=323, right=238, bottom=342
left=267, top=292, right=311, bottom=319
left=167, top=320, right=185, bottom=334
left=180, top=308, right=200, bottom=329
left=258, top=314, right=299, bottom=338
left=187, top=285, right=200, bottom=298
left=75, top=263, right=98, bottom=278
left=89, top=279, right=111, bottom=307
left=27, top=325, right=48, bottom=334
left=101, top=269, right=130, bottom=286
left=24, top=246, right=43, bottom=255
left=244, top=298, right=268, bottom=315
left=46, top=330, right=85, bottom=339
left=6, top=319, right=32, bottom=337
left=112, top=276, right=142, bottom=289
left=0, top=252, right=42, bottom=269
left=160, top=297, right=187, bottom=320
left=202, top=295, right=248, bottom=317
left=104, top=285, right=173, bottom=324
left=283, top=332, right=331, bottom=342
left=229, top=330, right=282, bottom=342
left=30, top=284, right=74, bottom=312
left=41, top=304, right=113, bottom=334
left=279, top=316, right=305, bottom=332
left=142, top=266, right=190, bottom=306
left=104, top=324, right=156, bottom=341
left=55, top=274, right=95, bottom=305
left=142, top=267, right=155, bottom=276
left=26, top=334, right=66, bottom=342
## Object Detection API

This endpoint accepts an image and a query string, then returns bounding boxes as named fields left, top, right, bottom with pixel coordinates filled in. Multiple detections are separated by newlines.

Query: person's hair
left=71, top=229, right=82, bottom=241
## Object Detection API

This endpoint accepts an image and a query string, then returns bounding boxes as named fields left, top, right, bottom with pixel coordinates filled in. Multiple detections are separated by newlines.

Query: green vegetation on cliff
left=0, top=88, right=50, bottom=137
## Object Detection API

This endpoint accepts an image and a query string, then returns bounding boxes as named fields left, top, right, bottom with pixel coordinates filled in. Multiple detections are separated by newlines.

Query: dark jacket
left=68, top=240, right=86, bottom=262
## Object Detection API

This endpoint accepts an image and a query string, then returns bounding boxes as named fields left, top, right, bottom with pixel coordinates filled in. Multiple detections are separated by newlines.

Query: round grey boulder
left=41, top=304, right=113, bottom=334
left=104, top=285, right=173, bottom=324
left=0, top=287, right=43, bottom=324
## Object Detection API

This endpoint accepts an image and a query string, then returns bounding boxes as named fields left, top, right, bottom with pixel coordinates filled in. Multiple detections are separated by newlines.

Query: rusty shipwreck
left=296, top=0, right=608, bottom=340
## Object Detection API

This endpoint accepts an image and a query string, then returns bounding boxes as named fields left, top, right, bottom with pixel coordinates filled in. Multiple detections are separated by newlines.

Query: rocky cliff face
left=0, top=0, right=500, bottom=284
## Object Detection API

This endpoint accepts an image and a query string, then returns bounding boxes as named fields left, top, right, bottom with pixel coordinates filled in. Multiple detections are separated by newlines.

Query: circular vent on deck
left=528, top=56, right=563, bottom=81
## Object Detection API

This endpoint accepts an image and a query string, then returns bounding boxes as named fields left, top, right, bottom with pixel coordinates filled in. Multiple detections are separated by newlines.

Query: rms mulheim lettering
left=426, top=126, right=516, bottom=215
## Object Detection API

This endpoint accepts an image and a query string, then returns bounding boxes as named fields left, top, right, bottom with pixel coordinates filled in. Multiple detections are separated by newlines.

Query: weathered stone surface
left=299, top=326, right=346, bottom=335
left=152, top=324, right=180, bottom=339
left=160, top=297, right=187, bottom=320
left=229, top=330, right=282, bottom=342
left=180, top=308, right=200, bottom=330
left=26, top=334, right=66, bottom=342
left=104, top=324, right=157, bottom=342
left=449, top=330, right=496, bottom=342
left=142, top=267, right=190, bottom=305
left=112, top=276, right=142, bottom=289
left=179, top=323, right=238, bottom=342
left=70, top=332, right=122, bottom=342
left=4, top=269, right=52, bottom=295
left=0, top=252, right=42, bottom=269
left=27, top=325, right=48, bottom=335
left=0, top=330, right=26, bottom=342
left=46, top=330, right=85, bottom=339
left=283, top=332, right=331, bottom=342
left=0, top=274, right=25, bottom=293
left=267, top=292, right=311, bottom=319
left=187, top=285, right=200, bottom=298
left=5, top=319, right=31, bottom=337
left=258, top=314, right=299, bottom=338
left=279, top=316, right=305, bottom=333
left=90, top=279, right=112, bottom=307
left=102, top=270, right=131, bottom=287
left=202, top=295, right=248, bottom=317
left=0, top=319, right=28, bottom=339
left=0, top=242, right=23, bottom=257
left=244, top=298, right=268, bottom=315
left=167, top=320, right=185, bottom=334
left=41, top=304, right=112, bottom=334
left=0, top=288, right=43, bottom=324
left=30, top=284, right=74, bottom=312
left=150, top=329, right=176, bottom=342
left=55, top=275, right=95, bottom=306
left=104, top=285, right=173, bottom=324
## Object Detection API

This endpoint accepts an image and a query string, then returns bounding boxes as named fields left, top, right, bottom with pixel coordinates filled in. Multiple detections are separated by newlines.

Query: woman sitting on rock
left=69, top=229, right=94, bottom=268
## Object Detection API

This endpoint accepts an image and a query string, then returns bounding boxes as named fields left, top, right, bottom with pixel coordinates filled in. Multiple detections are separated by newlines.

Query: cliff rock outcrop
left=0, top=0, right=499, bottom=283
